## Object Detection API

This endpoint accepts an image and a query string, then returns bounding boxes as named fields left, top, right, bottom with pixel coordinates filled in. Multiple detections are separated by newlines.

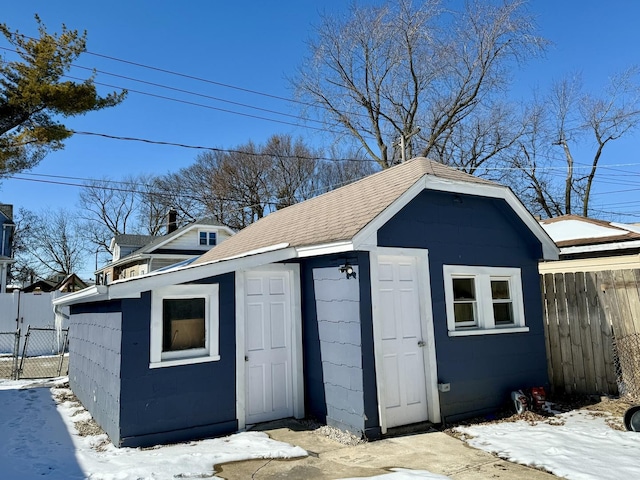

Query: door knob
left=418, top=340, right=426, bottom=347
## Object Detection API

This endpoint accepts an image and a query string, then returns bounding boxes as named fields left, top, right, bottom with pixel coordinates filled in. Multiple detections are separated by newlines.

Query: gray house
left=0, top=204, right=15, bottom=293
left=55, top=158, right=558, bottom=447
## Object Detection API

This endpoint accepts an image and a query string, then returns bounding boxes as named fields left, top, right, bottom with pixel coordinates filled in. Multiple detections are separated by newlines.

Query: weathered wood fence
left=541, top=269, right=640, bottom=397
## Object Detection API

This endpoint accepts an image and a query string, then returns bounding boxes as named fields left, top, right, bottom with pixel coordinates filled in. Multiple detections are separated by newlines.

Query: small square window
left=199, top=231, right=217, bottom=246
left=443, top=265, right=527, bottom=336
left=163, top=298, right=205, bottom=352
left=150, top=284, right=220, bottom=368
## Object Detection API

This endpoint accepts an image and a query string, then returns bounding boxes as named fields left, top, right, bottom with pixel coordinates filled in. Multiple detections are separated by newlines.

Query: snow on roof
left=540, top=215, right=640, bottom=249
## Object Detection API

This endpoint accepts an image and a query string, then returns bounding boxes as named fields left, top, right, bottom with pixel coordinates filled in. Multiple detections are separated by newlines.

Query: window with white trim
left=150, top=284, right=220, bottom=368
left=443, top=265, right=527, bottom=336
left=198, top=230, right=217, bottom=246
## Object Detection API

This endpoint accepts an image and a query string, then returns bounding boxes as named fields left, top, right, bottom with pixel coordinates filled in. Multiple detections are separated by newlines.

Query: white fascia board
left=53, top=285, right=109, bottom=306
left=352, top=175, right=559, bottom=260
left=559, top=239, right=640, bottom=256
left=103, top=246, right=298, bottom=302
left=296, top=241, right=354, bottom=257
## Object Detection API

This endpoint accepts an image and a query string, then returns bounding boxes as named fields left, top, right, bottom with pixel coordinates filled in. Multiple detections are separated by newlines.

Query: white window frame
left=443, top=265, right=528, bottom=337
left=198, top=229, right=217, bottom=247
left=150, top=284, right=220, bottom=368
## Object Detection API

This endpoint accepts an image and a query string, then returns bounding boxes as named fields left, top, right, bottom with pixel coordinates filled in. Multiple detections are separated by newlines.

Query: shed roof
left=195, top=157, right=497, bottom=265
left=56, top=157, right=557, bottom=305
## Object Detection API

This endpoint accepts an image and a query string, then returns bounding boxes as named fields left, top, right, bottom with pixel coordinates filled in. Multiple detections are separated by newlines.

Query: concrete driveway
left=217, top=419, right=556, bottom=479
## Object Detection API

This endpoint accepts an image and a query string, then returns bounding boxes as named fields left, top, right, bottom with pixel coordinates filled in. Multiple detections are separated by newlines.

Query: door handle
left=245, top=355, right=249, bottom=362
left=418, top=340, right=426, bottom=347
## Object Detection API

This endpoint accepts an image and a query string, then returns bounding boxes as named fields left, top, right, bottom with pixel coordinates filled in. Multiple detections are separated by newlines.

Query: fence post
left=12, top=328, right=20, bottom=380
left=57, top=329, right=69, bottom=377
left=17, top=326, right=32, bottom=380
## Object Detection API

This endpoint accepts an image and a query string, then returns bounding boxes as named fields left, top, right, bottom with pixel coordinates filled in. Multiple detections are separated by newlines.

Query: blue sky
left=1, top=1, right=640, bottom=259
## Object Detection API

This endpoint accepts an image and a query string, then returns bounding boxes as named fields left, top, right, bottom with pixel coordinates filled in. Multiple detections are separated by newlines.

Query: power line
left=64, top=74, right=334, bottom=133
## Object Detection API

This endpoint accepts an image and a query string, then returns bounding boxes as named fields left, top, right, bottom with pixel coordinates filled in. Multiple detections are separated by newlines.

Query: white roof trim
left=296, top=241, right=354, bottom=258
left=55, top=246, right=297, bottom=305
left=53, top=285, right=109, bottom=306
left=353, top=175, right=559, bottom=260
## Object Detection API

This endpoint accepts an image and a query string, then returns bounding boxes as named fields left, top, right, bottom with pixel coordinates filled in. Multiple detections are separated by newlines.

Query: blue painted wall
left=68, top=301, right=123, bottom=445
left=70, top=273, right=237, bottom=447
left=377, top=190, right=548, bottom=422
left=118, top=273, right=237, bottom=447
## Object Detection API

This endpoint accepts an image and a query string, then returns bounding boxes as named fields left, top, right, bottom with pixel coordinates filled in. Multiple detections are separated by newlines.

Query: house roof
left=195, top=157, right=497, bottom=265
left=113, top=234, right=155, bottom=248
left=99, top=218, right=234, bottom=273
left=540, top=214, right=640, bottom=254
left=135, top=218, right=228, bottom=255
left=56, top=157, right=557, bottom=306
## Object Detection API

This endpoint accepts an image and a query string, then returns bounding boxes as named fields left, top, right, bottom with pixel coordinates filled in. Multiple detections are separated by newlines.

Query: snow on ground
left=456, top=409, right=640, bottom=480
left=0, top=378, right=306, bottom=479
left=5, top=376, right=640, bottom=480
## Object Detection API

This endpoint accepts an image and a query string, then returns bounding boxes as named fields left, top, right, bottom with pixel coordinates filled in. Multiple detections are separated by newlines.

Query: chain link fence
left=0, top=326, right=68, bottom=380
left=0, top=329, right=21, bottom=379
left=613, top=333, right=640, bottom=401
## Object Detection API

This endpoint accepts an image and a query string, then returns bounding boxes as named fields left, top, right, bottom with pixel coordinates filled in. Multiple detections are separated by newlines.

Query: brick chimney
left=167, top=208, right=178, bottom=234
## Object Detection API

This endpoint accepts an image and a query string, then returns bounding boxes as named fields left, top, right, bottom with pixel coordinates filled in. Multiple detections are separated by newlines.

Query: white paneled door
left=378, top=255, right=429, bottom=428
left=244, top=270, right=294, bottom=424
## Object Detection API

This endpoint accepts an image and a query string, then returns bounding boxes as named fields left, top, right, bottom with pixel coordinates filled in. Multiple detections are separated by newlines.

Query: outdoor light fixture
left=339, top=262, right=356, bottom=279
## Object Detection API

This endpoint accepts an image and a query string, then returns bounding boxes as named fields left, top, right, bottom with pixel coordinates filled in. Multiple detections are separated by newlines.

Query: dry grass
left=445, top=393, right=636, bottom=437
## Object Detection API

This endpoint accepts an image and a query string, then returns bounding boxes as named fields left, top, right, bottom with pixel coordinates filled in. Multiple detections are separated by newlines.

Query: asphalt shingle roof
left=195, top=157, right=497, bottom=265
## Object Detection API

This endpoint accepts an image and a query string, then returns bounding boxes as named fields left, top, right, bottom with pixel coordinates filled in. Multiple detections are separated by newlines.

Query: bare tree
left=17, top=208, right=87, bottom=278
left=293, top=0, right=544, bottom=170
left=515, top=69, right=640, bottom=217
left=77, top=176, right=138, bottom=253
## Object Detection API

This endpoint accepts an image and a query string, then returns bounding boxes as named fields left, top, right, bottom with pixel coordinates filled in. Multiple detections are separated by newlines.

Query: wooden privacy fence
left=541, top=269, right=640, bottom=397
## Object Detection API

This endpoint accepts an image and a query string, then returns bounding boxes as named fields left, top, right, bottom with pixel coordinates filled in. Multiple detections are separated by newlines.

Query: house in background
left=96, top=218, right=234, bottom=284
left=539, top=215, right=640, bottom=273
left=0, top=204, right=15, bottom=293
left=22, top=273, right=90, bottom=293
left=55, top=158, right=557, bottom=448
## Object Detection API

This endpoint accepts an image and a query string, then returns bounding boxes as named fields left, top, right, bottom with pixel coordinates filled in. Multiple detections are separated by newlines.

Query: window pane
left=493, top=303, right=514, bottom=325
left=208, top=232, right=217, bottom=245
left=491, top=280, right=511, bottom=300
left=199, top=232, right=207, bottom=245
left=163, top=298, right=205, bottom=352
left=454, top=303, right=475, bottom=323
left=453, top=278, right=475, bottom=300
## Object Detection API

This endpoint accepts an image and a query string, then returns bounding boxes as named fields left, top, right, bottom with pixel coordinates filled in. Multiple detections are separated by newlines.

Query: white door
left=245, top=270, right=294, bottom=424
left=378, top=255, right=429, bottom=428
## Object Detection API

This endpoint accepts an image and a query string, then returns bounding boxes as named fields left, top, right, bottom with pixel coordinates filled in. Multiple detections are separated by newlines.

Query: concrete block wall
left=68, top=307, right=122, bottom=444
left=312, top=266, right=365, bottom=435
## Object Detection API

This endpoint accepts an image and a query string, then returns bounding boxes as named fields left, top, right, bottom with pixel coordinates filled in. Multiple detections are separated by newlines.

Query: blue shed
left=55, top=158, right=558, bottom=447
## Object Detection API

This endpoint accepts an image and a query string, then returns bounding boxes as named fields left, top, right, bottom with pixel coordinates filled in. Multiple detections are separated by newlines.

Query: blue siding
left=118, top=273, right=237, bottom=447
left=68, top=302, right=123, bottom=444
left=69, top=273, right=237, bottom=448
left=377, top=190, right=548, bottom=422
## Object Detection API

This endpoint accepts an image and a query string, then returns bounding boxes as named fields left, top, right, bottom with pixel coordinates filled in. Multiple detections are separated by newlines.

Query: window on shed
left=162, top=298, right=205, bottom=352
left=150, top=284, right=220, bottom=368
left=443, top=265, right=527, bottom=337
